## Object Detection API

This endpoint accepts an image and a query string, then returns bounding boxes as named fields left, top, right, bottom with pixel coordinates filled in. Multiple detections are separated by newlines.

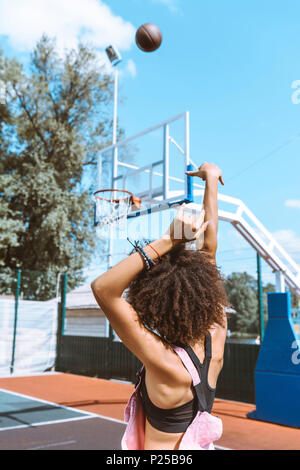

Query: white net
left=94, top=190, right=132, bottom=238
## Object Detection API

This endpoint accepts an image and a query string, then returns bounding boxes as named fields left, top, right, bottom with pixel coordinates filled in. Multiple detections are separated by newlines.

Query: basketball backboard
left=94, top=111, right=205, bottom=225
left=92, top=112, right=300, bottom=298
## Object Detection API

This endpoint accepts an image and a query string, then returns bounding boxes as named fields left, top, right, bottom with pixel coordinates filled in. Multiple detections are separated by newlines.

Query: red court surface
left=0, top=372, right=299, bottom=450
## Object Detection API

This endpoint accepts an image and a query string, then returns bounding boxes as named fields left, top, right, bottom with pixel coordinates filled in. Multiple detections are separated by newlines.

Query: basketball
left=135, top=23, right=162, bottom=52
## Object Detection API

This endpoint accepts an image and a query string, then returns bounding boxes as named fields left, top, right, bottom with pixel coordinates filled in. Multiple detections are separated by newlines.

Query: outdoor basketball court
left=0, top=372, right=299, bottom=450
left=1, top=109, right=299, bottom=451
left=1, top=110, right=300, bottom=451
left=0, top=373, right=128, bottom=450
left=1, top=2, right=300, bottom=453
left=0, top=395, right=125, bottom=450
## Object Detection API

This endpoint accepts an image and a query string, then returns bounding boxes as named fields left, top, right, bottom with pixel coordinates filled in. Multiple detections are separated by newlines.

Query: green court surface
left=0, top=389, right=91, bottom=431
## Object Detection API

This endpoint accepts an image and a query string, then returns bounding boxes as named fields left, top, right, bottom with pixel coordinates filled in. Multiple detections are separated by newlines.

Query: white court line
left=0, top=372, right=60, bottom=378
left=0, top=388, right=98, bottom=417
left=0, top=414, right=97, bottom=432
left=215, top=445, right=232, bottom=450
left=110, top=378, right=133, bottom=385
left=91, top=414, right=126, bottom=425
left=0, top=387, right=126, bottom=431
left=0, top=387, right=100, bottom=431
left=27, top=440, right=77, bottom=450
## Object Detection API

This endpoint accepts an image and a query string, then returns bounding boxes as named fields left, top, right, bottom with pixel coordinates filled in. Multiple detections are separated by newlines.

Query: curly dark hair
left=127, top=242, right=230, bottom=348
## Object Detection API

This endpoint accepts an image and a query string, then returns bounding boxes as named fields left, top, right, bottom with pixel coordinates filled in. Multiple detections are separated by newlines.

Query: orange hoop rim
left=94, top=188, right=134, bottom=203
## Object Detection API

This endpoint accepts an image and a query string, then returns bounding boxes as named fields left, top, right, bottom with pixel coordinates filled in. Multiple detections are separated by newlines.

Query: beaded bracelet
left=139, top=247, right=156, bottom=268
left=127, top=238, right=156, bottom=271
left=136, top=246, right=154, bottom=271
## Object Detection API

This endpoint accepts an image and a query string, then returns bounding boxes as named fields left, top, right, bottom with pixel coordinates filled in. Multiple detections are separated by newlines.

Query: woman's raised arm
left=186, top=162, right=224, bottom=259
left=90, top=207, right=209, bottom=370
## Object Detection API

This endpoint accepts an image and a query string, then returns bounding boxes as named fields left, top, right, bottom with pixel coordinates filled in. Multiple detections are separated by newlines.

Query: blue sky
left=1, top=0, right=300, bottom=288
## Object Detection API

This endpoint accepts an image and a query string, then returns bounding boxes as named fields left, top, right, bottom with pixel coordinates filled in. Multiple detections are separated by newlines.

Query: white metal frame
left=185, top=192, right=300, bottom=297
left=97, top=111, right=195, bottom=201
left=96, top=111, right=300, bottom=299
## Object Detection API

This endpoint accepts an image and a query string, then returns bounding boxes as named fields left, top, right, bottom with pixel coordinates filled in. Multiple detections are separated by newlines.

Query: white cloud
left=223, top=223, right=251, bottom=253
left=152, top=0, right=180, bottom=13
left=126, top=59, right=137, bottom=78
left=0, top=0, right=136, bottom=57
left=272, top=229, right=300, bottom=256
left=285, top=200, right=300, bottom=209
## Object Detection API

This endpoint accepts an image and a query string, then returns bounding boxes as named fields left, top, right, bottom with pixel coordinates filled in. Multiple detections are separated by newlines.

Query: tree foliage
left=0, top=36, right=115, bottom=299
left=224, top=272, right=259, bottom=334
left=225, top=271, right=299, bottom=336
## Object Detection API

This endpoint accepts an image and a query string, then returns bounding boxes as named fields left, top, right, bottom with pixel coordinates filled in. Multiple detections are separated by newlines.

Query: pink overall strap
left=135, top=364, right=145, bottom=388
left=172, top=345, right=201, bottom=387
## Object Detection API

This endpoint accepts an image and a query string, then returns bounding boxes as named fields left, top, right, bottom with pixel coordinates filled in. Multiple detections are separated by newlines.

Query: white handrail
left=95, top=110, right=300, bottom=297
left=185, top=195, right=300, bottom=297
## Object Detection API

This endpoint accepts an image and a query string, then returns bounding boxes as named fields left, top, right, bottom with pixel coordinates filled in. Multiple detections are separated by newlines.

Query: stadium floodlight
left=105, top=45, right=122, bottom=67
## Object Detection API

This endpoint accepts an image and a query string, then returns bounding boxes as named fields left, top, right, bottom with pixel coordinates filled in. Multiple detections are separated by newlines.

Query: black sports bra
left=139, top=333, right=216, bottom=433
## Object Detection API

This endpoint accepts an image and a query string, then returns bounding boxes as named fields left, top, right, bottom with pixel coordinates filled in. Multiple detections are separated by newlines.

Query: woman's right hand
left=186, top=162, right=224, bottom=185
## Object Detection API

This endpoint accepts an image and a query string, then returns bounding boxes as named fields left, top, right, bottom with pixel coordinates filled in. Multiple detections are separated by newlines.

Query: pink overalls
left=121, top=344, right=222, bottom=450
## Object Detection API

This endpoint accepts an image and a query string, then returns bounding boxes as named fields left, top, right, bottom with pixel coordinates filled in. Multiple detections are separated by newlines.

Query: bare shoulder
left=146, top=341, right=193, bottom=388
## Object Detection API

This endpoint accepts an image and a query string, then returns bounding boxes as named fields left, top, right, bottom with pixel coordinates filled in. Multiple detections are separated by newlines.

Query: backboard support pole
left=163, top=123, right=170, bottom=201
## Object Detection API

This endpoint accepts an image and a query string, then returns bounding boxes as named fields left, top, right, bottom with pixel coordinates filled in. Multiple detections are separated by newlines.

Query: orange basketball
left=135, top=23, right=162, bottom=52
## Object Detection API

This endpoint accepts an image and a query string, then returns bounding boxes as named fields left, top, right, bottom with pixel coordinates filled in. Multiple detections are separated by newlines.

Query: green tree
left=262, top=282, right=275, bottom=327
left=224, top=272, right=259, bottom=335
left=0, top=36, right=115, bottom=299
left=0, top=52, right=25, bottom=258
left=290, top=290, right=299, bottom=309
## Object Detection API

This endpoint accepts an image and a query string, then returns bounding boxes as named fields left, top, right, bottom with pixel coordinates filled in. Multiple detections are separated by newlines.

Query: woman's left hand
left=163, top=204, right=209, bottom=247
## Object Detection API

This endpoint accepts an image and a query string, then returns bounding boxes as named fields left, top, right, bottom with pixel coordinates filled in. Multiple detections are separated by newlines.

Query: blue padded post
left=248, top=292, right=300, bottom=427
left=186, top=164, right=194, bottom=203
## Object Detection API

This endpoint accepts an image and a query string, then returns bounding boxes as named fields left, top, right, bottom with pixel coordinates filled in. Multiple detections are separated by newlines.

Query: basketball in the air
left=135, top=23, right=162, bottom=52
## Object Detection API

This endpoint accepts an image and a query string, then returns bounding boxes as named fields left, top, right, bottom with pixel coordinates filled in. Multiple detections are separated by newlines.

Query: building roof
left=66, top=283, right=100, bottom=310
left=64, top=284, right=237, bottom=314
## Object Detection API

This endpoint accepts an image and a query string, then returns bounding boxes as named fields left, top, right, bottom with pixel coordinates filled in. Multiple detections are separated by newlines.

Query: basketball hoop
left=94, top=189, right=141, bottom=234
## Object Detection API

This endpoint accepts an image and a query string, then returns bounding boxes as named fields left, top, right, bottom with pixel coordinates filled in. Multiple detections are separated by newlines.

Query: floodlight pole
left=108, top=66, right=119, bottom=268
left=109, top=55, right=121, bottom=271
left=112, top=67, right=119, bottom=148
left=105, top=46, right=122, bottom=342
